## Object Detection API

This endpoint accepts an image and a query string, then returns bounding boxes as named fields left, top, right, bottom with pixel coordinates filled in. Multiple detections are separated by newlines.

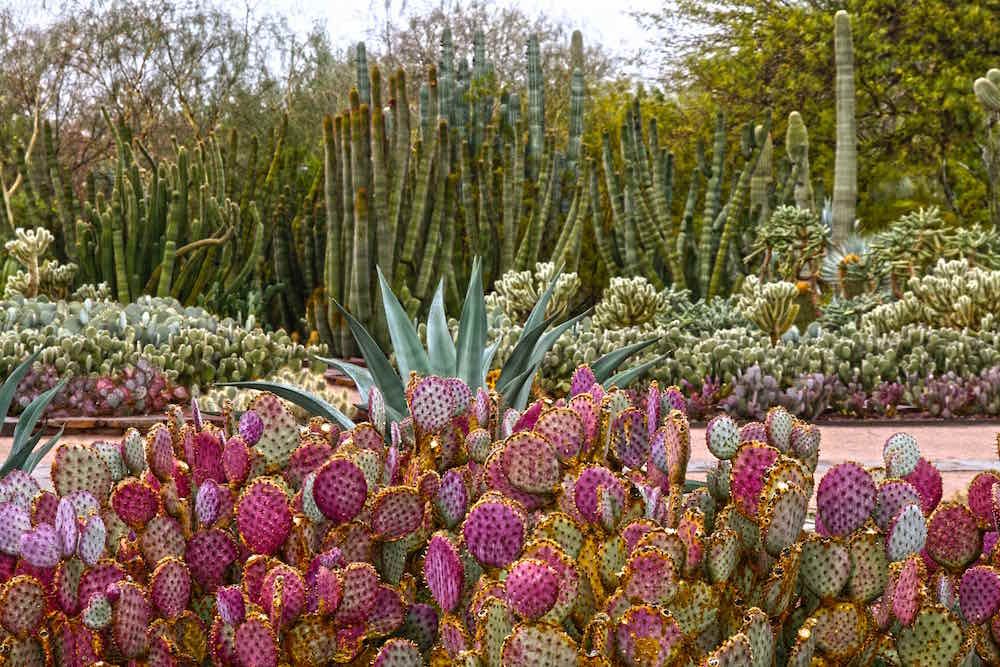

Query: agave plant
left=0, top=351, right=67, bottom=477
left=227, top=259, right=655, bottom=424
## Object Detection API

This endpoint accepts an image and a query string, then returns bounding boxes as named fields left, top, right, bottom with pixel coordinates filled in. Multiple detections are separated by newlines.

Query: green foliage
left=634, top=0, right=1000, bottom=229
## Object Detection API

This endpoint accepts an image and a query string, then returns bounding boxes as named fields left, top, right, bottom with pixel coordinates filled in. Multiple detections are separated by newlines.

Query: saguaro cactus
left=831, top=10, right=857, bottom=243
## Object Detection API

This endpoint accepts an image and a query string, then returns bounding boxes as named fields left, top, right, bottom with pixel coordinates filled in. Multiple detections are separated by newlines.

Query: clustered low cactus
left=2, top=227, right=78, bottom=299
left=0, top=295, right=314, bottom=415
left=0, top=368, right=996, bottom=664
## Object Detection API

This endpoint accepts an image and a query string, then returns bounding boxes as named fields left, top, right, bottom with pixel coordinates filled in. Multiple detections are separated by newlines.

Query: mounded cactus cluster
left=0, top=295, right=314, bottom=415
left=0, top=366, right=996, bottom=664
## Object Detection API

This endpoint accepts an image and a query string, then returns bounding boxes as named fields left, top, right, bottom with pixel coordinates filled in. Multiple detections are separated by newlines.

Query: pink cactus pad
left=238, top=409, right=264, bottom=446
left=501, top=431, right=561, bottom=494
left=874, top=480, right=923, bottom=532
left=739, top=421, right=768, bottom=443
left=926, top=502, right=980, bottom=570
left=650, top=418, right=690, bottom=485
left=221, top=435, right=251, bottom=486
left=373, top=637, right=423, bottom=666
left=54, top=498, right=78, bottom=558
left=76, top=514, right=105, bottom=566
left=816, top=462, right=876, bottom=537
left=573, top=466, right=626, bottom=524
left=462, top=493, right=527, bottom=568
left=0, top=470, right=40, bottom=508
left=622, top=546, right=678, bottom=605
left=333, top=562, right=379, bottom=627
left=19, top=522, right=61, bottom=568
left=966, top=472, right=1000, bottom=528
left=505, top=558, right=559, bottom=620
left=192, top=430, right=225, bottom=485
left=216, top=585, right=247, bottom=625
left=30, top=490, right=58, bottom=526
left=110, top=479, right=159, bottom=529
left=235, top=615, right=278, bottom=667
left=511, top=401, right=543, bottom=434
left=371, top=486, right=425, bottom=541
left=0, top=503, right=31, bottom=555
left=890, top=556, right=925, bottom=626
left=959, top=564, right=1000, bottom=624
left=569, top=394, right=599, bottom=449
left=436, top=470, right=469, bottom=528
left=729, top=443, right=780, bottom=519
left=410, top=376, right=455, bottom=432
left=185, top=528, right=238, bottom=592
left=236, top=479, right=292, bottom=555
left=903, top=457, right=943, bottom=514
left=149, top=557, right=191, bottom=619
left=570, top=365, right=597, bottom=396
left=483, top=452, right=545, bottom=512
left=423, top=532, right=464, bottom=613
left=145, top=425, right=175, bottom=481
left=614, top=604, right=686, bottom=666
left=312, top=458, right=368, bottom=524
left=611, top=408, right=649, bottom=470
left=112, top=581, right=151, bottom=658
left=261, top=563, right=306, bottom=630
left=534, top=408, right=584, bottom=463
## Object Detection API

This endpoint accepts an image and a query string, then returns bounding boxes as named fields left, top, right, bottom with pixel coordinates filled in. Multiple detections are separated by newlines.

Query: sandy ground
left=2, top=421, right=997, bottom=503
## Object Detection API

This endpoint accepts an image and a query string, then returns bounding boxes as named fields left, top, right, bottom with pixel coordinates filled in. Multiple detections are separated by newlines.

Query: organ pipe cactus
left=831, top=10, right=858, bottom=244
left=974, top=68, right=1000, bottom=230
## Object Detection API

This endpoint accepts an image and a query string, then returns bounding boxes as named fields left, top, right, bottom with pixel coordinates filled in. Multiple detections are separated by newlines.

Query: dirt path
left=3, top=422, right=997, bottom=502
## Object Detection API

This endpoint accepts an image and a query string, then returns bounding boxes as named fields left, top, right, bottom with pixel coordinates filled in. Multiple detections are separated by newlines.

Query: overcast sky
left=255, top=0, right=661, bottom=58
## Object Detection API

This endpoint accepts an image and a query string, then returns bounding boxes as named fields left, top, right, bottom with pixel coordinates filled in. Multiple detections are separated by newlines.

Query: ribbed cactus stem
left=350, top=102, right=372, bottom=323
left=355, top=43, right=371, bottom=105
left=699, top=111, right=727, bottom=296
left=786, top=111, right=814, bottom=211
left=322, top=114, right=344, bottom=348
left=832, top=10, right=857, bottom=244
left=750, top=125, right=773, bottom=222
left=527, top=34, right=544, bottom=181
left=416, top=121, right=450, bottom=299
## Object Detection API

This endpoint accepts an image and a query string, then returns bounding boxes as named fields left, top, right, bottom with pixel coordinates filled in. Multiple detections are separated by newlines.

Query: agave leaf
left=605, top=355, right=666, bottom=389
left=525, top=310, right=590, bottom=371
left=22, top=425, right=65, bottom=474
left=2, top=378, right=67, bottom=477
left=522, top=262, right=564, bottom=334
left=0, top=351, right=40, bottom=427
left=591, top=337, right=660, bottom=382
left=314, top=356, right=374, bottom=403
left=495, top=313, right=560, bottom=395
left=456, top=257, right=487, bottom=389
left=427, top=279, right=457, bottom=376
left=509, top=362, right=542, bottom=412
left=377, top=266, right=431, bottom=381
left=215, top=381, right=356, bottom=430
left=332, top=299, right=407, bottom=416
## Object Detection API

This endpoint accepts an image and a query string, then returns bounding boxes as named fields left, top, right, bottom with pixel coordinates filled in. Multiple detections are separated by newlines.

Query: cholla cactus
left=592, top=276, right=670, bottom=332
left=3, top=227, right=78, bottom=299
left=486, top=262, right=580, bottom=322
left=736, top=276, right=800, bottom=345
left=863, top=259, right=1000, bottom=334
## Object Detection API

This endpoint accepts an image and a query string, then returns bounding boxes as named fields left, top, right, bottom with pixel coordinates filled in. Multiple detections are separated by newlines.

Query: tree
left=634, top=0, right=1000, bottom=229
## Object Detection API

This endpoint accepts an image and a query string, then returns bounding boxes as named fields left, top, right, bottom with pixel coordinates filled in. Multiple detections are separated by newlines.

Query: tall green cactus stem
left=323, top=115, right=345, bottom=348
left=350, top=101, right=373, bottom=323
left=698, top=112, right=727, bottom=295
left=156, top=189, right=181, bottom=298
left=516, top=135, right=555, bottom=270
left=526, top=35, right=545, bottom=182
left=416, top=121, right=451, bottom=299
left=750, top=125, right=774, bottom=222
left=371, top=67, right=393, bottom=276
left=355, top=43, right=371, bottom=105
left=832, top=10, right=857, bottom=244
left=566, top=31, right=585, bottom=177
left=400, top=66, right=438, bottom=274
left=42, top=121, right=76, bottom=260
left=708, top=113, right=772, bottom=299
left=387, top=69, right=409, bottom=265
left=974, top=70, right=1000, bottom=230
left=785, top=111, right=814, bottom=211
